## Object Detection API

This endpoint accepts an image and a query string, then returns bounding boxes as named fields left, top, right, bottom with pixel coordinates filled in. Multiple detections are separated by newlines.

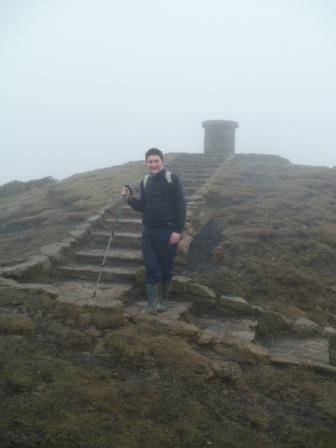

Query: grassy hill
left=0, top=161, right=146, bottom=266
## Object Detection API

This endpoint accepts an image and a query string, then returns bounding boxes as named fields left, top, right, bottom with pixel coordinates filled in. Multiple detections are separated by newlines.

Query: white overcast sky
left=0, top=0, right=335, bottom=185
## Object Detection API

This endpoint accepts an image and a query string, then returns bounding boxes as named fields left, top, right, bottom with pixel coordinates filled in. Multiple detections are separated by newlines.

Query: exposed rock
left=330, top=334, right=336, bottom=366
left=150, top=318, right=200, bottom=341
left=292, top=317, right=320, bottom=336
left=271, top=349, right=336, bottom=375
left=0, top=277, right=18, bottom=287
left=213, top=337, right=270, bottom=364
left=0, top=255, right=52, bottom=280
left=171, top=275, right=193, bottom=293
left=0, top=314, right=35, bottom=334
left=322, top=326, right=336, bottom=338
left=13, top=282, right=58, bottom=299
left=88, top=215, right=102, bottom=224
left=175, top=256, right=187, bottom=266
left=40, top=242, right=70, bottom=262
left=251, top=305, right=264, bottom=313
left=266, top=336, right=329, bottom=364
left=270, top=355, right=302, bottom=367
left=216, top=295, right=250, bottom=313
left=256, top=310, right=292, bottom=336
left=197, top=329, right=222, bottom=346
left=190, top=295, right=216, bottom=309
left=188, top=282, right=217, bottom=298
left=69, top=228, right=89, bottom=240
left=196, top=318, right=256, bottom=344
left=302, top=360, right=336, bottom=375
left=211, top=360, right=242, bottom=383
left=161, top=303, right=192, bottom=320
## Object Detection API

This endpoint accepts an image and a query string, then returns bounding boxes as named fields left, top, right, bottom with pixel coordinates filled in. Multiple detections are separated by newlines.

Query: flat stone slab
left=264, top=337, right=329, bottom=364
left=124, top=301, right=192, bottom=320
left=55, top=281, right=133, bottom=308
left=195, top=317, right=257, bottom=342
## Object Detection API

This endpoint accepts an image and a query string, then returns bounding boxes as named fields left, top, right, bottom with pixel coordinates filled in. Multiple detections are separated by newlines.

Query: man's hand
left=121, top=186, right=131, bottom=199
left=169, top=232, right=182, bottom=245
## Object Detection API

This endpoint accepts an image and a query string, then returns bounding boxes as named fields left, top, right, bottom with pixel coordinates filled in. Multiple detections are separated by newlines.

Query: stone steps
left=117, top=207, right=141, bottom=218
left=36, top=153, right=219, bottom=300
left=89, top=231, right=141, bottom=249
left=57, top=264, right=138, bottom=282
left=73, top=248, right=143, bottom=267
left=104, top=218, right=142, bottom=232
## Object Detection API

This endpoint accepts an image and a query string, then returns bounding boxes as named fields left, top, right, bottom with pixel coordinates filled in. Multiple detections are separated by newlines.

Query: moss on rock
left=99, top=324, right=212, bottom=381
left=0, top=313, right=35, bottom=334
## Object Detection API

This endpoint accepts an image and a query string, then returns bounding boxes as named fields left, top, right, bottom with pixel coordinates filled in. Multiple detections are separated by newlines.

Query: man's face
left=146, top=155, right=164, bottom=175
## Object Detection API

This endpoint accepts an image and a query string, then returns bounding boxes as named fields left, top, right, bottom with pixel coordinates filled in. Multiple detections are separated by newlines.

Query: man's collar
left=150, top=168, right=165, bottom=177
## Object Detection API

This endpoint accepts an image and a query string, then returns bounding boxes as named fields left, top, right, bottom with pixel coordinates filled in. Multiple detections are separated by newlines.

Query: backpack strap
left=143, top=174, right=150, bottom=188
left=165, top=171, right=172, bottom=184
left=143, top=171, right=173, bottom=188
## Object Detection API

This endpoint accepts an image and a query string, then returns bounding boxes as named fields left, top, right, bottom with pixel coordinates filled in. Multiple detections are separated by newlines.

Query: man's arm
left=171, top=174, right=186, bottom=234
left=124, top=181, right=145, bottom=212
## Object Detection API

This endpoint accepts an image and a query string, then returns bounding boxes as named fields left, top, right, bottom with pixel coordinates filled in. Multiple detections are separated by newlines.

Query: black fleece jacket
left=127, top=169, right=186, bottom=232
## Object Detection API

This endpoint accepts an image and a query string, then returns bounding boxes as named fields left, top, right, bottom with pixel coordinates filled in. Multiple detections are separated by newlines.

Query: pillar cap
left=202, top=119, right=239, bottom=129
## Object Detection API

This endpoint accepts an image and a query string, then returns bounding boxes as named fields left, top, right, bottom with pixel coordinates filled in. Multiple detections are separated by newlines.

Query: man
left=121, top=148, right=186, bottom=313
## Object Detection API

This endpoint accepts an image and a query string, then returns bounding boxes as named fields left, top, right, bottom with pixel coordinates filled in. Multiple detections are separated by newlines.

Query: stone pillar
left=202, top=120, right=239, bottom=159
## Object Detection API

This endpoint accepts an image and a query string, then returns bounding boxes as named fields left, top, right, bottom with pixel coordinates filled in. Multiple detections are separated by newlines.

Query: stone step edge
left=0, top=276, right=59, bottom=298
left=269, top=355, right=336, bottom=375
left=74, top=249, right=142, bottom=259
left=58, top=265, right=139, bottom=275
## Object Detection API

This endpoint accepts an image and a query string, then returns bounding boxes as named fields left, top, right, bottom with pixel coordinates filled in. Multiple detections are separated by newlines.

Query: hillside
left=0, top=161, right=146, bottom=266
left=1, top=153, right=336, bottom=448
left=184, top=154, right=336, bottom=325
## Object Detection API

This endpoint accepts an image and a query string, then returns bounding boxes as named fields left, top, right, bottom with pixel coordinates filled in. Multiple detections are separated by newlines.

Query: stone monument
left=202, top=120, right=239, bottom=159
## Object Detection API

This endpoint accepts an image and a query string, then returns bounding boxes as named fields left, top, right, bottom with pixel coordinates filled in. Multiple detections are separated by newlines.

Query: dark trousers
left=142, top=224, right=177, bottom=285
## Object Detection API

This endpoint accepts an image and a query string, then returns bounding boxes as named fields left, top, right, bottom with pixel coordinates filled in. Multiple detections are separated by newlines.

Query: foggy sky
left=1, top=0, right=335, bottom=186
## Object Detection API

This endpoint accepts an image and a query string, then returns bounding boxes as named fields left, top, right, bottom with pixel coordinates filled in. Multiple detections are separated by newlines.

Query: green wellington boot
left=157, top=280, right=171, bottom=313
left=144, top=283, right=159, bottom=314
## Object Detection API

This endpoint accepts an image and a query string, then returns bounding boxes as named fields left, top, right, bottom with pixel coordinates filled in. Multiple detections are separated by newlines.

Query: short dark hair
left=145, top=147, right=163, bottom=161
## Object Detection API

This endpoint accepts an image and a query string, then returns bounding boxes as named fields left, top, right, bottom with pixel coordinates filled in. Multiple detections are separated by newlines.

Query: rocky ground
left=1, top=153, right=336, bottom=447
left=1, top=283, right=336, bottom=448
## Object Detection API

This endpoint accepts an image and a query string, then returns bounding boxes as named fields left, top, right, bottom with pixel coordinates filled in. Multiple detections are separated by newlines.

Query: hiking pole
left=92, top=194, right=127, bottom=298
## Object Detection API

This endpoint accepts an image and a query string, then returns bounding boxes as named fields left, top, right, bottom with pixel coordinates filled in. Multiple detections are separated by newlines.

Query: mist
left=1, top=0, right=335, bottom=186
